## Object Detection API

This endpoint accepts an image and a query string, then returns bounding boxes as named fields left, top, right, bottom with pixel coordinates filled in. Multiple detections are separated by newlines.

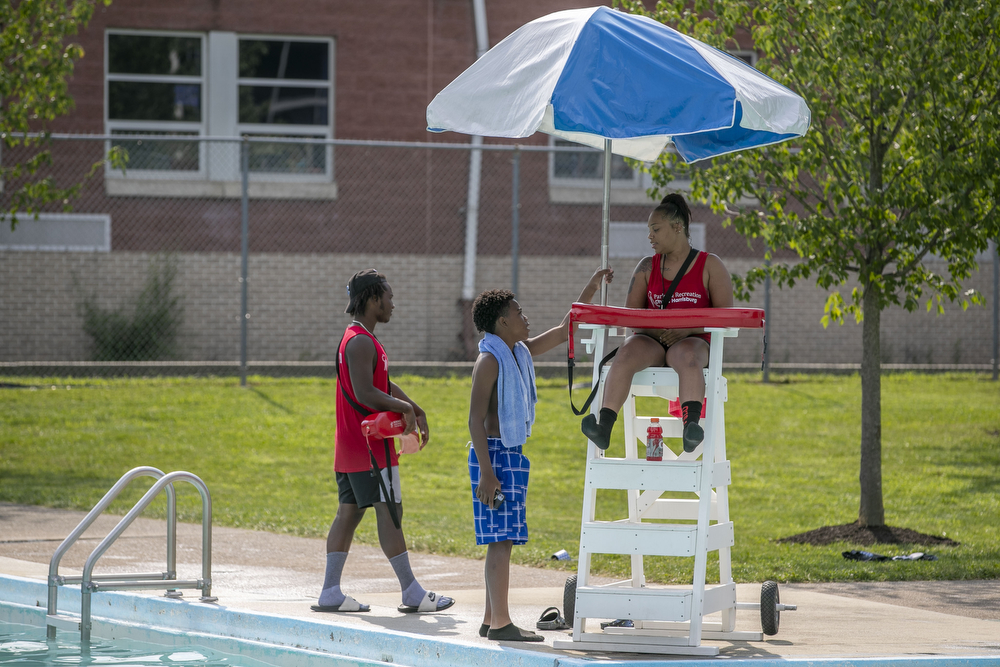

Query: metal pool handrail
left=78, top=470, right=215, bottom=642
left=46, top=467, right=216, bottom=643
left=47, top=466, right=176, bottom=638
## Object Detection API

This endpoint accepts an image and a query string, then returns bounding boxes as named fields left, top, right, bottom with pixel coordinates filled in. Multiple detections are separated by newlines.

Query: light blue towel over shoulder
left=479, top=332, right=537, bottom=448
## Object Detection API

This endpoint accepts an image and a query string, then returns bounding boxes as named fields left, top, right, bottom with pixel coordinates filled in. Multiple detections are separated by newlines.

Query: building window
left=105, top=31, right=205, bottom=177
left=104, top=31, right=336, bottom=198
left=238, top=38, right=332, bottom=180
left=110, top=130, right=200, bottom=172
left=729, top=50, right=758, bottom=66
left=552, top=139, right=637, bottom=182
left=238, top=39, right=329, bottom=124
left=548, top=138, right=652, bottom=205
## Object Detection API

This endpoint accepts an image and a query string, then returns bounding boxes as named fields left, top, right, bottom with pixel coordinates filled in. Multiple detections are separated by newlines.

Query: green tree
left=618, top=0, right=1000, bottom=527
left=1, top=0, right=125, bottom=229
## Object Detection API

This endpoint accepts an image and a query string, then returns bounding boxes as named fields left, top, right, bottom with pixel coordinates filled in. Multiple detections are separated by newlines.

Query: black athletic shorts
left=336, top=467, right=401, bottom=508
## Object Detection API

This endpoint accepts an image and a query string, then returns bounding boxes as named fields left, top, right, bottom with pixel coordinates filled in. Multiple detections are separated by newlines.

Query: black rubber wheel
left=760, top=580, right=780, bottom=636
left=564, top=575, right=577, bottom=626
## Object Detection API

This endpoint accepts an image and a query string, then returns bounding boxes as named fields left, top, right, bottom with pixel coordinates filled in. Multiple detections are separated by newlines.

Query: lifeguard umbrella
left=426, top=5, right=810, bottom=296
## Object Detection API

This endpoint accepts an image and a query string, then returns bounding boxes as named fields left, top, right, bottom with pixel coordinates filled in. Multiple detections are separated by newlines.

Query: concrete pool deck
left=1, top=502, right=998, bottom=662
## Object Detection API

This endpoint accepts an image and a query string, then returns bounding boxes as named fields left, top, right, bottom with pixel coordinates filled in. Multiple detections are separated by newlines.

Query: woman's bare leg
left=666, top=338, right=709, bottom=404
left=582, top=334, right=665, bottom=449
left=601, top=335, right=668, bottom=412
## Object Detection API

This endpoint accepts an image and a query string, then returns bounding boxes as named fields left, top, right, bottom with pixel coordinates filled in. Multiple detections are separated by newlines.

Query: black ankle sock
left=582, top=408, right=618, bottom=450
left=681, top=401, right=702, bottom=426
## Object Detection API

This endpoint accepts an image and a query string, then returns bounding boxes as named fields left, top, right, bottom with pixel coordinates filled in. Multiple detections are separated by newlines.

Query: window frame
left=547, top=137, right=644, bottom=190
left=102, top=29, right=338, bottom=197
left=104, top=29, right=207, bottom=181
left=547, top=137, right=653, bottom=205
left=729, top=50, right=758, bottom=66
left=236, top=34, right=334, bottom=184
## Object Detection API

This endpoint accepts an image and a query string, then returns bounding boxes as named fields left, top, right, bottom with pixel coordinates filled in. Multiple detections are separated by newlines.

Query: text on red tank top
left=646, top=251, right=711, bottom=309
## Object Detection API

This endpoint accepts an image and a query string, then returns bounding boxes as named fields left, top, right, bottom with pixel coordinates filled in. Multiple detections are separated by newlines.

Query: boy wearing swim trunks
left=468, top=269, right=611, bottom=642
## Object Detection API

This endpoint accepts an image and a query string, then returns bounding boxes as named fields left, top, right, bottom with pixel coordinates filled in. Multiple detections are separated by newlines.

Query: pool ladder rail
left=46, top=466, right=217, bottom=642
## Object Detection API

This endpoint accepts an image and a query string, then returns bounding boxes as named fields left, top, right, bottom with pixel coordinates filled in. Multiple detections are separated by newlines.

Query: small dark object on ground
left=843, top=550, right=890, bottom=561
left=778, top=521, right=959, bottom=547
left=536, top=606, right=570, bottom=630
left=843, top=550, right=938, bottom=562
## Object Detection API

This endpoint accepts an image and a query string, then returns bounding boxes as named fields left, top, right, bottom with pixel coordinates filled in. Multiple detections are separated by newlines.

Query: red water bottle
left=361, top=411, right=406, bottom=439
left=646, top=417, right=663, bottom=461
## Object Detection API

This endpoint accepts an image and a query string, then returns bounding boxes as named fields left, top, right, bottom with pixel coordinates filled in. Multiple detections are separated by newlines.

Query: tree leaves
left=618, top=0, right=1000, bottom=317
left=1, top=0, right=126, bottom=230
left=1, top=0, right=98, bottom=137
left=614, top=0, right=1000, bottom=527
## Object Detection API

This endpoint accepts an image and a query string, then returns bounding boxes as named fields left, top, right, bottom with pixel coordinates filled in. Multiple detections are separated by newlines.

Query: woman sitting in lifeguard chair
left=581, top=193, right=734, bottom=453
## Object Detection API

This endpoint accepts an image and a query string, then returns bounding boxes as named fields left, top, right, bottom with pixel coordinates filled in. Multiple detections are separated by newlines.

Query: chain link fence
left=1, top=135, right=997, bottom=376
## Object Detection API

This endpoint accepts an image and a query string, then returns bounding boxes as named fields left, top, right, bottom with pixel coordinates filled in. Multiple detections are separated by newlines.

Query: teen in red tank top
left=335, top=324, right=397, bottom=473
left=646, top=251, right=711, bottom=344
left=581, top=194, right=734, bottom=457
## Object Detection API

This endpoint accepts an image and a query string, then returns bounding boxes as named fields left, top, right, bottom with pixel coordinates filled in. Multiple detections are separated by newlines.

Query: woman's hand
left=658, top=328, right=698, bottom=347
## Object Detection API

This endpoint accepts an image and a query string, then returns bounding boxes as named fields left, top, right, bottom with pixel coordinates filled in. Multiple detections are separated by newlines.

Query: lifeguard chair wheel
left=564, top=575, right=577, bottom=625
left=760, top=580, right=780, bottom=635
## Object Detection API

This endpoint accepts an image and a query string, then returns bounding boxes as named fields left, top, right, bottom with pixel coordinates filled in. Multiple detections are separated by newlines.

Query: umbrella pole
left=601, top=139, right=611, bottom=306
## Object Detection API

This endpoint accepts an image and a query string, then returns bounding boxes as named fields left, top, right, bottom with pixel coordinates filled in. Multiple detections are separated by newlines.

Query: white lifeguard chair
left=553, top=305, right=792, bottom=656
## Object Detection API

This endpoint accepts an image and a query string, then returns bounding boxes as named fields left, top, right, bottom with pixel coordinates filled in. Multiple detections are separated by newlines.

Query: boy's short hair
left=472, top=289, right=514, bottom=334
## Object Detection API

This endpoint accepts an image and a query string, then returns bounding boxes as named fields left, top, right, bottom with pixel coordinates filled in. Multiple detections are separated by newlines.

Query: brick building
left=1, top=0, right=995, bottom=367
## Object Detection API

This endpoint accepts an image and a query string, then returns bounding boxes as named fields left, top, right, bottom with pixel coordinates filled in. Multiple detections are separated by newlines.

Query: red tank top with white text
left=646, top=251, right=712, bottom=344
left=335, top=325, right=397, bottom=473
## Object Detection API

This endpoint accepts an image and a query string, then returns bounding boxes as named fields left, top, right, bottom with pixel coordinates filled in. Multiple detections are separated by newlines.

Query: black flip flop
left=536, top=606, right=569, bottom=630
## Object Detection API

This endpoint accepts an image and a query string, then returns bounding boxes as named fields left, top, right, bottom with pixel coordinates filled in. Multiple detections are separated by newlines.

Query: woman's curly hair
left=472, top=289, right=514, bottom=334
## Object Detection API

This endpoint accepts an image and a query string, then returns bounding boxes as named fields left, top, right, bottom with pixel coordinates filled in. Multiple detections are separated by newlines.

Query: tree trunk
left=858, top=285, right=885, bottom=527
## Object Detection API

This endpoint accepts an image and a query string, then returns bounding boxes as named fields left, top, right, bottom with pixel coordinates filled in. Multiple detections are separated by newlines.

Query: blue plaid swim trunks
left=468, top=438, right=529, bottom=545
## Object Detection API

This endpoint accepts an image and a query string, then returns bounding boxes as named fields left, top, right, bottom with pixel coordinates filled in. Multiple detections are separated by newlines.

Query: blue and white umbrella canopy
left=427, top=6, right=810, bottom=163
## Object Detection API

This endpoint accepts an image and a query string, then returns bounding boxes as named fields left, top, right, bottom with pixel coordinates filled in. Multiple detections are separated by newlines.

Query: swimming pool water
left=0, top=620, right=279, bottom=667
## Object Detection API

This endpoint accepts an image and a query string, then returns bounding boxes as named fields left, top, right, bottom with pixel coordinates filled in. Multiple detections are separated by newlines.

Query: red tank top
left=646, top=251, right=712, bottom=344
left=335, top=324, right=397, bottom=473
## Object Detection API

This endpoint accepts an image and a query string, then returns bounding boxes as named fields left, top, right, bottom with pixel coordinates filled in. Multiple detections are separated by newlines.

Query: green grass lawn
left=1, top=373, right=997, bottom=584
